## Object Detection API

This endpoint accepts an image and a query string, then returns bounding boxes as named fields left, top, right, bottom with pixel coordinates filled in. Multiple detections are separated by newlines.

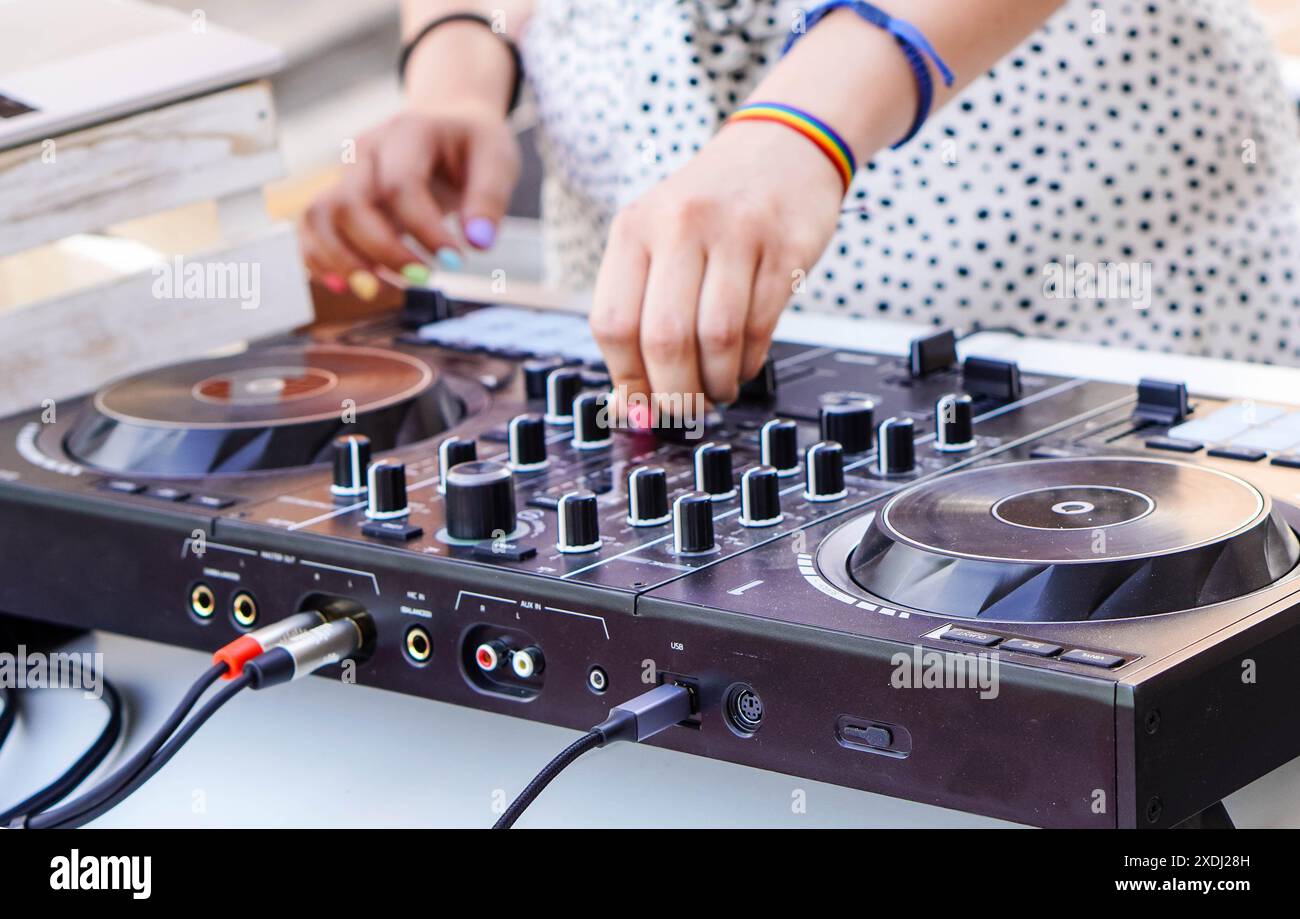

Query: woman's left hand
left=589, top=119, right=844, bottom=412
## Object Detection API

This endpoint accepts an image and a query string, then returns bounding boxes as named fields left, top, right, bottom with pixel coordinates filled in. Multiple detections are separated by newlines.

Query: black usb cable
left=494, top=683, right=693, bottom=829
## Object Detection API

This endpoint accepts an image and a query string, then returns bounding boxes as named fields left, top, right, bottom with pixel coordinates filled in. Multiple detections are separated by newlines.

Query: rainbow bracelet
left=727, top=102, right=856, bottom=193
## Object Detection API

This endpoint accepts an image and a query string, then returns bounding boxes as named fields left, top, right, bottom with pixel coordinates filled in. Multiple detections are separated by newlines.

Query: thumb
left=459, top=126, right=520, bottom=250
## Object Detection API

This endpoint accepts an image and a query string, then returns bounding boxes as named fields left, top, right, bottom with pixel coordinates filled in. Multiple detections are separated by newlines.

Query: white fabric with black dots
left=522, top=0, right=1300, bottom=363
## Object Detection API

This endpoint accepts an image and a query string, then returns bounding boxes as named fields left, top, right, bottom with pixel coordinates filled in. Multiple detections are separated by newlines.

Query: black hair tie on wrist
left=398, top=12, right=524, bottom=113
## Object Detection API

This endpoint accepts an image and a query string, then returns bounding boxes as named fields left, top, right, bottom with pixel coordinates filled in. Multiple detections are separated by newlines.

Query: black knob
left=739, top=466, right=783, bottom=527
left=400, top=286, right=452, bottom=327
left=444, top=460, right=516, bottom=541
left=877, top=416, right=916, bottom=475
left=820, top=400, right=874, bottom=454
left=760, top=419, right=800, bottom=477
left=804, top=441, right=847, bottom=502
left=556, top=490, right=602, bottom=553
left=366, top=459, right=409, bottom=519
left=738, top=354, right=777, bottom=402
left=438, top=437, right=477, bottom=494
left=693, top=442, right=735, bottom=499
left=571, top=391, right=613, bottom=449
left=331, top=433, right=371, bottom=497
left=507, top=413, right=549, bottom=471
left=545, top=368, right=584, bottom=424
left=908, top=328, right=957, bottom=378
left=934, top=394, right=976, bottom=452
left=626, top=466, right=671, bottom=526
left=524, top=357, right=566, bottom=400
left=672, top=492, right=716, bottom=554
left=963, top=355, right=1022, bottom=401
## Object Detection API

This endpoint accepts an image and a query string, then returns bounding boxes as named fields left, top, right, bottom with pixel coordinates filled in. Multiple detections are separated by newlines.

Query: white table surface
left=5, top=314, right=1300, bottom=828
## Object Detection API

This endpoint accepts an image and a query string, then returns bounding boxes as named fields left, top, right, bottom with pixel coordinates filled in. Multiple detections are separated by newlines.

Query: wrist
left=402, top=21, right=517, bottom=117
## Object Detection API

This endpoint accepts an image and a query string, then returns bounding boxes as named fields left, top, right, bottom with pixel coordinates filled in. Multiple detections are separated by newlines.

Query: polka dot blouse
left=522, top=0, right=1300, bottom=362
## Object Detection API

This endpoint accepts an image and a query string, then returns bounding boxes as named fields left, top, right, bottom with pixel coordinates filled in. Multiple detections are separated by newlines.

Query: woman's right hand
left=300, top=104, right=521, bottom=298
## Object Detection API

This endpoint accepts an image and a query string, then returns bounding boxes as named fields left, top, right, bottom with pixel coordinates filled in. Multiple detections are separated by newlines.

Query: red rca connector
left=212, top=610, right=325, bottom=678
left=475, top=640, right=508, bottom=672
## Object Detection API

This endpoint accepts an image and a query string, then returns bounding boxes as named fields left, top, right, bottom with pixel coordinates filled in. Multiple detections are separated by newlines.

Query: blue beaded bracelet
left=781, top=0, right=955, bottom=149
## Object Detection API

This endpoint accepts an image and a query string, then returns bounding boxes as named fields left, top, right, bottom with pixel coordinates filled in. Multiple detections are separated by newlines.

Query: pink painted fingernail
left=465, top=218, right=497, bottom=249
left=322, top=273, right=347, bottom=294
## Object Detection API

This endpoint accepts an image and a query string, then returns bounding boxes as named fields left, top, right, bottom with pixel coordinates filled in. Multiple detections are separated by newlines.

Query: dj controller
left=4, top=292, right=1300, bottom=828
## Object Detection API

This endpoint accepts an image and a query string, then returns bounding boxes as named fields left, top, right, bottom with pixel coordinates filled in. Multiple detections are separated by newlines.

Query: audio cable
left=493, top=683, right=693, bottom=829
left=12, top=607, right=370, bottom=829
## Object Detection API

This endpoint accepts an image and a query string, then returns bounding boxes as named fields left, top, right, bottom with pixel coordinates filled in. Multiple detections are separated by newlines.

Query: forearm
left=749, top=0, right=1065, bottom=157
left=400, top=0, right=535, bottom=116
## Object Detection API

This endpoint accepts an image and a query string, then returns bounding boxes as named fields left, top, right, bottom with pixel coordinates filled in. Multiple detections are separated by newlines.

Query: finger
left=696, top=242, right=759, bottom=404
left=590, top=220, right=651, bottom=421
left=458, top=126, right=520, bottom=249
left=640, top=238, right=706, bottom=422
left=372, top=141, right=461, bottom=260
left=303, top=202, right=367, bottom=277
left=741, top=246, right=796, bottom=383
left=335, top=197, right=429, bottom=274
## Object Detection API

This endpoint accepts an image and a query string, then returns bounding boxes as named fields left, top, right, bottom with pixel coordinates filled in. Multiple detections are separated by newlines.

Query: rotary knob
left=739, top=465, right=783, bottom=527
left=523, top=356, right=566, bottom=400
left=934, top=393, right=976, bottom=452
left=672, top=491, right=716, bottom=554
left=365, top=459, right=409, bottom=519
left=693, top=441, right=736, bottom=499
left=444, top=460, right=516, bottom=541
left=438, top=437, right=477, bottom=494
left=877, top=416, right=917, bottom=475
left=804, top=441, right=847, bottom=502
left=760, top=419, right=799, bottom=477
left=626, top=465, right=671, bottom=526
left=556, top=490, right=602, bottom=553
left=331, top=433, right=371, bottom=497
left=544, top=368, right=584, bottom=424
left=507, top=413, right=549, bottom=471
left=820, top=400, right=874, bottom=454
left=571, top=391, right=613, bottom=450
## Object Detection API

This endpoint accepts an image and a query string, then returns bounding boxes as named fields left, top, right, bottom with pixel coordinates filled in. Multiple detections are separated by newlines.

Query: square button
left=941, top=627, right=1001, bottom=647
left=1001, top=638, right=1063, bottom=657
left=1060, top=649, right=1125, bottom=668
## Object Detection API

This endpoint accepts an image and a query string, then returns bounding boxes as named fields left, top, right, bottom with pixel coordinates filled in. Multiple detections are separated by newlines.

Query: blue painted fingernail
left=436, top=247, right=463, bottom=270
left=465, top=218, right=497, bottom=249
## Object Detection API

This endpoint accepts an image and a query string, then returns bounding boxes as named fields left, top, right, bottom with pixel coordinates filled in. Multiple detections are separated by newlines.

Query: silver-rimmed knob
left=693, top=441, right=736, bottom=499
left=331, top=434, right=371, bottom=497
left=366, top=459, right=409, bottom=519
left=820, top=399, right=874, bottom=454
left=507, top=413, right=549, bottom=471
left=627, top=465, right=671, bottom=526
left=739, top=465, right=783, bottom=527
left=935, top=393, right=976, bottom=452
left=437, top=437, right=477, bottom=494
left=877, top=416, right=917, bottom=476
left=804, top=441, right=847, bottom=502
left=571, top=391, right=613, bottom=450
left=556, top=490, right=602, bottom=553
left=544, top=368, right=584, bottom=425
left=672, top=491, right=716, bottom=555
left=760, top=419, right=799, bottom=477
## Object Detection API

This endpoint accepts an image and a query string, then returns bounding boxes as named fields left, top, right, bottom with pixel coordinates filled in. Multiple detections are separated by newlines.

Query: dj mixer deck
left=4, top=296, right=1300, bottom=828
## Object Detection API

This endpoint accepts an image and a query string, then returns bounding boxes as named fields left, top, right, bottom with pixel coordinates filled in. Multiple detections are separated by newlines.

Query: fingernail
left=627, top=402, right=651, bottom=431
left=321, top=273, right=347, bottom=294
left=348, top=269, right=380, bottom=301
left=401, top=262, right=432, bottom=285
left=436, top=247, right=463, bottom=271
left=464, top=218, right=497, bottom=249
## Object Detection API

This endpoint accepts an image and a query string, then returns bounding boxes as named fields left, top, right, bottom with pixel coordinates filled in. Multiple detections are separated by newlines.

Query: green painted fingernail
left=401, top=263, right=432, bottom=284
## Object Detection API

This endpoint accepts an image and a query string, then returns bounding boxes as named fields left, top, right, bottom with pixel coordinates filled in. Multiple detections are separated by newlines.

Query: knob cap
left=556, top=490, right=602, bottom=553
left=934, top=394, right=976, bottom=452
left=366, top=459, right=409, bottom=519
left=507, top=413, right=549, bottom=471
left=544, top=368, right=584, bottom=424
left=739, top=465, right=783, bottom=527
left=571, top=391, right=613, bottom=449
left=738, top=354, right=777, bottom=402
left=627, top=465, right=671, bottom=526
left=444, top=460, right=516, bottom=541
left=804, top=441, right=847, bottom=502
left=760, top=419, right=800, bottom=477
left=672, top=492, right=716, bottom=554
left=523, top=356, right=566, bottom=400
left=877, top=416, right=916, bottom=475
left=693, top=442, right=736, bottom=499
left=331, top=434, right=371, bottom=496
left=820, top=400, right=874, bottom=454
left=438, top=437, right=477, bottom=494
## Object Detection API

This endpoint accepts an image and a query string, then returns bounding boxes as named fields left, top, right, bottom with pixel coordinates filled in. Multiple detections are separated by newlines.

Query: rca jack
left=511, top=646, right=545, bottom=680
left=587, top=666, right=608, bottom=694
left=404, top=625, right=433, bottom=665
left=474, top=640, right=508, bottom=673
left=231, top=591, right=259, bottom=629
left=188, top=583, right=216, bottom=620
